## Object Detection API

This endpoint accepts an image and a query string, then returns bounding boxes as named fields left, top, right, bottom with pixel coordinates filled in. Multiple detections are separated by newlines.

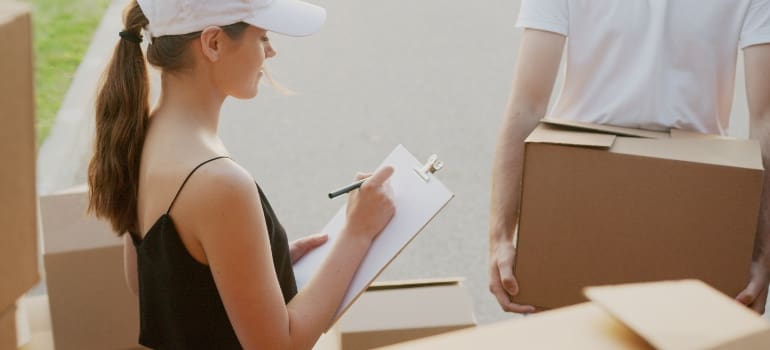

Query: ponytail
left=87, top=1, right=149, bottom=235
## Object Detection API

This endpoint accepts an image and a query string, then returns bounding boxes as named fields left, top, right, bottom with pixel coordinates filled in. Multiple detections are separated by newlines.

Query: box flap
left=585, top=280, right=770, bottom=350
left=542, top=118, right=670, bottom=139
left=526, top=124, right=616, bottom=148
left=40, top=188, right=123, bottom=254
left=610, top=137, right=764, bottom=170
left=53, top=184, right=89, bottom=195
left=367, top=277, right=463, bottom=291
left=0, top=2, right=30, bottom=25
left=670, top=129, right=737, bottom=140
left=339, top=283, right=476, bottom=333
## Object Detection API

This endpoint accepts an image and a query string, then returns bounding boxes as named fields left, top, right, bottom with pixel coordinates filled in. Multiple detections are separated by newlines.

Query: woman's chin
left=231, top=87, right=259, bottom=99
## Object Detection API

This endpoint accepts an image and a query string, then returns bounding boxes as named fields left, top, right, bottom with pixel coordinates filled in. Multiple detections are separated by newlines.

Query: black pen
left=328, top=177, right=370, bottom=199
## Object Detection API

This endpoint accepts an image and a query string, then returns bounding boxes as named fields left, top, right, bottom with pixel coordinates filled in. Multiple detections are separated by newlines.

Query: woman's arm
left=123, top=233, right=139, bottom=296
left=183, top=162, right=394, bottom=349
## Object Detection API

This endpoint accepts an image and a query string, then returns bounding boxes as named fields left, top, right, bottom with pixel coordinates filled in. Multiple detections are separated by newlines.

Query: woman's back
left=132, top=156, right=297, bottom=348
left=130, top=108, right=300, bottom=347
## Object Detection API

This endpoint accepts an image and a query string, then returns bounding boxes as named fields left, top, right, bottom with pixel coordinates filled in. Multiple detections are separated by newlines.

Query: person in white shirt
left=489, top=0, right=770, bottom=314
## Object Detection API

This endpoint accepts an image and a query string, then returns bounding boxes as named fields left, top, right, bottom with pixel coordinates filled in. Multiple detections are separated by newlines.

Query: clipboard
left=292, top=144, right=454, bottom=328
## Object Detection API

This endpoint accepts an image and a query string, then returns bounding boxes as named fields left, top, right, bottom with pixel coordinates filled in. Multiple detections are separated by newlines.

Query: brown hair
left=87, top=1, right=248, bottom=235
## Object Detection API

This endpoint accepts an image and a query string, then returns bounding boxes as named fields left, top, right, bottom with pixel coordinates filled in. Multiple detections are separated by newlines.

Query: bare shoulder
left=182, top=159, right=259, bottom=213
left=171, top=158, right=264, bottom=240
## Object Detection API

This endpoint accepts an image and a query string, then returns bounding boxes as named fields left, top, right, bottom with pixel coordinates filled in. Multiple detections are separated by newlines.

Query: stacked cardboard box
left=39, top=186, right=143, bottom=349
left=0, top=2, right=38, bottom=349
left=1, top=305, right=18, bottom=350
left=382, top=280, right=770, bottom=349
left=334, top=278, right=476, bottom=350
left=514, top=119, right=764, bottom=309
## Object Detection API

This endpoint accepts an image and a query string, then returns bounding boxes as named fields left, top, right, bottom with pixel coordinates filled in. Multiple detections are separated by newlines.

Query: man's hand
left=741, top=43, right=770, bottom=316
left=488, top=239, right=536, bottom=313
left=289, top=234, right=329, bottom=264
left=736, top=260, right=770, bottom=314
left=487, top=28, right=565, bottom=315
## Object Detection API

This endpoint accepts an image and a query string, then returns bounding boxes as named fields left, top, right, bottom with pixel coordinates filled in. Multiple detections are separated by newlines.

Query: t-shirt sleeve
left=740, top=0, right=770, bottom=48
left=515, top=0, right=569, bottom=36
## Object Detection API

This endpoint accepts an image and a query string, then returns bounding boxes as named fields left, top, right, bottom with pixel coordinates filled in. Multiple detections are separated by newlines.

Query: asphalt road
left=217, top=0, right=524, bottom=324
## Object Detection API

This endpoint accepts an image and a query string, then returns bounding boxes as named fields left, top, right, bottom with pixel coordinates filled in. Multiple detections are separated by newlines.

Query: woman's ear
left=199, top=26, right=224, bottom=62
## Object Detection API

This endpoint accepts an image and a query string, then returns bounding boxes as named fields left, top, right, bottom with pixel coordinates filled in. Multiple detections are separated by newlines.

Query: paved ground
left=36, top=0, right=765, bottom=326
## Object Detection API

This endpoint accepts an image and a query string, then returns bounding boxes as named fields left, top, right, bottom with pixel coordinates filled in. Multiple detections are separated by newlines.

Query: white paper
left=292, top=144, right=454, bottom=326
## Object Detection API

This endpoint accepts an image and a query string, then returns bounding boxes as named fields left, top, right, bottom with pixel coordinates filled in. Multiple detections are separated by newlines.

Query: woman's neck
left=153, top=71, right=226, bottom=136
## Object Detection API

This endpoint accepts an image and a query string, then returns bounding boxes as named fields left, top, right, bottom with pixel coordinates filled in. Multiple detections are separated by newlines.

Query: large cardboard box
left=39, top=186, right=143, bottom=350
left=381, top=280, right=770, bottom=349
left=334, top=278, right=477, bottom=350
left=1, top=305, right=17, bottom=350
left=514, top=119, right=764, bottom=309
left=0, top=1, right=39, bottom=312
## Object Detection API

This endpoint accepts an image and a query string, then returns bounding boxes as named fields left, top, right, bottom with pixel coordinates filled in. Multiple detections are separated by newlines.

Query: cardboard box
left=380, top=280, right=770, bottom=349
left=0, top=1, right=39, bottom=312
left=1, top=305, right=17, bottom=350
left=514, top=119, right=764, bottom=309
left=334, top=278, right=477, bottom=350
left=39, top=186, right=143, bottom=350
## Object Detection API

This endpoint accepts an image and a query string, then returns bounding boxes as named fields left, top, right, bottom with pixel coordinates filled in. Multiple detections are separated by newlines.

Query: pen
left=328, top=177, right=369, bottom=199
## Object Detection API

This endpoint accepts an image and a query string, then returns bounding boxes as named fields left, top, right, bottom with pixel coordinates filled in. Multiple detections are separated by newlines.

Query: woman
left=87, top=0, right=395, bottom=348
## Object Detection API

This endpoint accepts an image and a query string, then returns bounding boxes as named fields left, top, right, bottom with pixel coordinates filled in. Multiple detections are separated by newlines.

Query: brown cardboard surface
left=1, top=305, right=17, bottom=350
left=514, top=121, right=764, bottom=309
left=338, top=279, right=476, bottom=350
left=39, top=188, right=123, bottom=254
left=39, top=189, right=143, bottom=350
left=380, top=280, right=770, bottom=350
left=377, top=303, right=653, bottom=350
left=0, top=1, right=39, bottom=311
left=44, top=246, right=142, bottom=350
left=585, top=280, right=770, bottom=350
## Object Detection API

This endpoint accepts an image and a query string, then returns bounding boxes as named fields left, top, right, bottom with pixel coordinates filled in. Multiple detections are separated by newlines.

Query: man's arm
left=488, top=28, right=565, bottom=313
left=736, top=43, right=770, bottom=314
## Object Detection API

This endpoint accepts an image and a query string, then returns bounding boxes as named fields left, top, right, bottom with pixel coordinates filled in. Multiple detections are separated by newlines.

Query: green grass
left=17, top=0, right=112, bottom=145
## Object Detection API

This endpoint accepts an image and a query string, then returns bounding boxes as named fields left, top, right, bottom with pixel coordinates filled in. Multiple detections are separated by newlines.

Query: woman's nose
left=265, top=45, right=277, bottom=58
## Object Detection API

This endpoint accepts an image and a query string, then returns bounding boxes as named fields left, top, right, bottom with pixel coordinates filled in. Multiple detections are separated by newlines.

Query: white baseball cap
left=136, top=0, right=326, bottom=38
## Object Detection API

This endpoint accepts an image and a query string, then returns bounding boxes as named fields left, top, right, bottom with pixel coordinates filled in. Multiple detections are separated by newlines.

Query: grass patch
left=16, top=0, right=112, bottom=145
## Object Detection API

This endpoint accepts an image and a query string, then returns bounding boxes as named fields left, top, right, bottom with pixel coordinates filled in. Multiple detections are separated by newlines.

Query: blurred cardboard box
left=334, top=278, right=476, bottom=350
left=1, top=305, right=17, bottom=350
left=39, top=186, right=143, bottom=350
left=0, top=1, right=39, bottom=312
left=381, top=280, right=770, bottom=350
left=514, top=118, right=764, bottom=309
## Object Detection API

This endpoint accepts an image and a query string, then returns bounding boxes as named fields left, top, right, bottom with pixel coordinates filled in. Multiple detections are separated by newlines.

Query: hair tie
left=119, top=31, right=143, bottom=44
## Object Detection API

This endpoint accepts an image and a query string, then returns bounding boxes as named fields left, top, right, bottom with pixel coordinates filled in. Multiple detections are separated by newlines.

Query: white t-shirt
left=516, top=0, right=770, bottom=135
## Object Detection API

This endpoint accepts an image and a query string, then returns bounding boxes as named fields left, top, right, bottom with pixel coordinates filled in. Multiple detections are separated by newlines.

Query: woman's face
left=213, top=26, right=276, bottom=99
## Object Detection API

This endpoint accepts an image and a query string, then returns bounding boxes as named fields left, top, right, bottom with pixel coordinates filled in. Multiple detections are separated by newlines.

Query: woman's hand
left=289, top=234, right=329, bottom=264
left=343, top=166, right=396, bottom=243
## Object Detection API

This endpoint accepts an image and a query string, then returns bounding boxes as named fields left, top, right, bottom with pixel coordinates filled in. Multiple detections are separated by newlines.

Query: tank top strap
left=166, top=156, right=231, bottom=215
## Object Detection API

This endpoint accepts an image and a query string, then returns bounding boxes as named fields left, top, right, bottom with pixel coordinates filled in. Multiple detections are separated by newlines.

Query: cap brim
left=244, top=0, right=326, bottom=37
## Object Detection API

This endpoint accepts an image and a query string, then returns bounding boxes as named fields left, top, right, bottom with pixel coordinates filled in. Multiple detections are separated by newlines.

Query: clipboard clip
left=413, top=154, right=444, bottom=182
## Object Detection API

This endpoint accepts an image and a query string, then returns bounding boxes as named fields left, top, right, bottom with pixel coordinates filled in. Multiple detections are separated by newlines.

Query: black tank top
left=130, top=156, right=297, bottom=349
